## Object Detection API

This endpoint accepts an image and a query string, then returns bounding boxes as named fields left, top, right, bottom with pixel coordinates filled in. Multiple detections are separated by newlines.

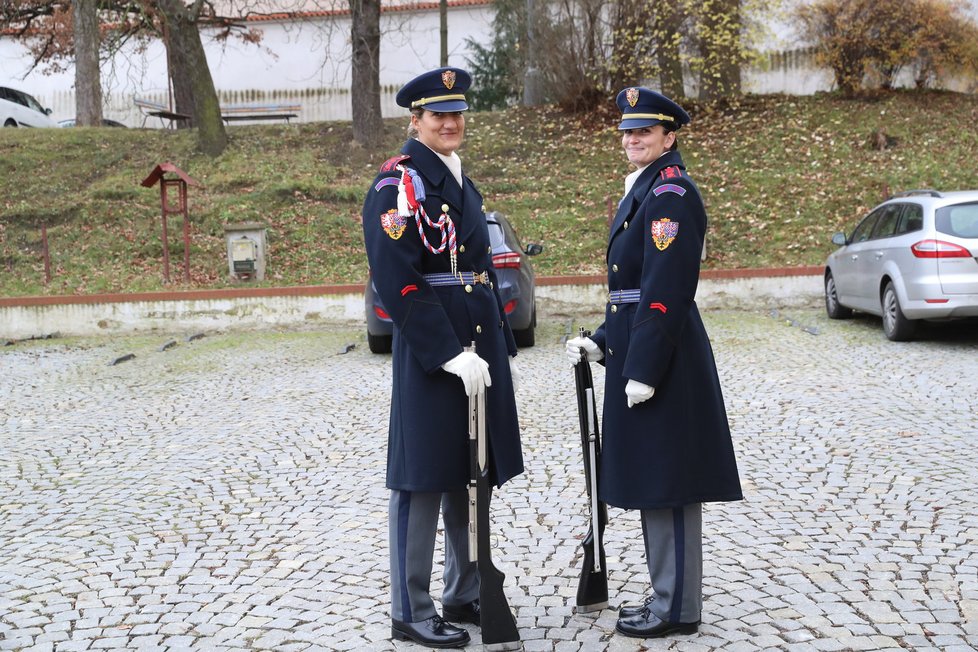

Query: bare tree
left=155, top=0, right=227, bottom=156
left=73, top=0, right=103, bottom=125
left=349, top=0, right=382, bottom=147
left=655, top=1, right=686, bottom=98
left=440, top=0, right=448, bottom=66
left=697, top=0, right=743, bottom=101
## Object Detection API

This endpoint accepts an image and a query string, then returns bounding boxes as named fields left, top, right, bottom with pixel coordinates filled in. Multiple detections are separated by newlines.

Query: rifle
left=573, top=327, right=609, bottom=613
left=466, top=342, right=521, bottom=651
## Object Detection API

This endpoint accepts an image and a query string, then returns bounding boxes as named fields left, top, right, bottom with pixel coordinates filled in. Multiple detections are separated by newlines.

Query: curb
left=1, top=267, right=825, bottom=339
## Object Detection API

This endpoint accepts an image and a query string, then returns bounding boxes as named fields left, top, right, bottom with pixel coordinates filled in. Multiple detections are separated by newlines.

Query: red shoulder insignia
left=380, top=154, right=410, bottom=172
left=660, top=166, right=682, bottom=180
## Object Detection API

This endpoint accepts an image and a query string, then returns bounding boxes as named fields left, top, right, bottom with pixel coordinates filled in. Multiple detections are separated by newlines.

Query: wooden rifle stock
left=573, top=328, right=609, bottom=613
left=466, top=343, right=520, bottom=650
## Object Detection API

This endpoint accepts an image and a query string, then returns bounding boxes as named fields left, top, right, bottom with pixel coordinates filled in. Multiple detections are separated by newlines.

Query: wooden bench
left=220, top=104, right=300, bottom=124
left=134, top=97, right=191, bottom=129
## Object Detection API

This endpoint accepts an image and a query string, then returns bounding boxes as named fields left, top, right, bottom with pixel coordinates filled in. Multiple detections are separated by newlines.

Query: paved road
left=1, top=309, right=977, bottom=651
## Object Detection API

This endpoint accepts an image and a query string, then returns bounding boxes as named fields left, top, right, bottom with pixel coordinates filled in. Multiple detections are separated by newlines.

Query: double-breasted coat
left=362, top=138, right=524, bottom=493
left=590, top=150, right=743, bottom=510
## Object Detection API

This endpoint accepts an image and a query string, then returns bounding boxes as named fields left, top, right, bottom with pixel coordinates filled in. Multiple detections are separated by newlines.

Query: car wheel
left=513, top=307, right=536, bottom=348
left=3, top=120, right=17, bottom=127
left=824, top=271, right=852, bottom=319
left=367, top=332, right=392, bottom=354
left=882, top=282, right=916, bottom=341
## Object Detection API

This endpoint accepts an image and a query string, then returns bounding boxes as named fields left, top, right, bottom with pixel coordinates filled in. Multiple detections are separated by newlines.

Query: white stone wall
left=0, top=3, right=493, bottom=125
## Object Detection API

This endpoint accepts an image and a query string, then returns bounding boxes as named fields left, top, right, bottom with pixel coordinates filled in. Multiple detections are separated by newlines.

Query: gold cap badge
left=626, top=87, right=639, bottom=108
left=442, top=70, right=456, bottom=90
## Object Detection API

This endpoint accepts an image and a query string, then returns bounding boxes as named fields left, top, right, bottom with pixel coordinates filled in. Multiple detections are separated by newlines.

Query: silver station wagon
left=824, top=189, right=978, bottom=340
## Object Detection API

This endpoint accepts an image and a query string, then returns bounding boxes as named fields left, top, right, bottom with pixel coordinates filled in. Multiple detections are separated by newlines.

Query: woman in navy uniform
left=361, top=67, right=524, bottom=649
left=566, top=87, right=742, bottom=639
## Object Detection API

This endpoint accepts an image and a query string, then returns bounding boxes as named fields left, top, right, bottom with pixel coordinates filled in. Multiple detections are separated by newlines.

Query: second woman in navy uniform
left=566, top=87, right=743, bottom=639
left=361, top=67, right=524, bottom=649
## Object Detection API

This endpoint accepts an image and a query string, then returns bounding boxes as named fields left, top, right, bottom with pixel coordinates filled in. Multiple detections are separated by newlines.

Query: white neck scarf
left=416, top=139, right=463, bottom=187
left=624, top=163, right=651, bottom=197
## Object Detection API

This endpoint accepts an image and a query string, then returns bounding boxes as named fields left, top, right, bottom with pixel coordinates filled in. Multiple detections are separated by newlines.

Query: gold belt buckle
left=474, top=271, right=489, bottom=285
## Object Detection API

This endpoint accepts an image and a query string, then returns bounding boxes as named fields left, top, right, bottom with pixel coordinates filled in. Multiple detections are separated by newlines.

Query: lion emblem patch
left=381, top=208, right=407, bottom=240
left=651, top=218, right=679, bottom=251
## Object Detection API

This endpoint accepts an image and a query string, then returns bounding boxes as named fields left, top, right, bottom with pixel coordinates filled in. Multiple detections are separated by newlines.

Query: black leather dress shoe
left=615, top=608, right=699, bottom=639
left=443, top=599, right=480, bottom=625
left=617, top=595, right=654, bottom=619
left=391, top=614, right=471, bottom=648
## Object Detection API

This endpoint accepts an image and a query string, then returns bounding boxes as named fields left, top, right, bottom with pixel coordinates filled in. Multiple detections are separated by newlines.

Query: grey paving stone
left=1, top=313, right=976, bottom=651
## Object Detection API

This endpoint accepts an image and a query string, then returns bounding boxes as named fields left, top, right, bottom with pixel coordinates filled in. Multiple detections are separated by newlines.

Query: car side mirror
left=831, top=232, right=847, bottom=246
left=45, top=108, right=52, bottom=115
left=524, top=243, right=543, bottom=256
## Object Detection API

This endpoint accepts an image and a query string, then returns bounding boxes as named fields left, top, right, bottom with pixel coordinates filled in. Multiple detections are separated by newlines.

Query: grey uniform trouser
left=389, top=489, right=480, bottom=622
left=641, top=503, right=703, bottom=623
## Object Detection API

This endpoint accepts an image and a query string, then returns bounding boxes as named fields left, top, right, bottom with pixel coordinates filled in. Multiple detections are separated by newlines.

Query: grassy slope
left=3, top=90, right=978, bottom=297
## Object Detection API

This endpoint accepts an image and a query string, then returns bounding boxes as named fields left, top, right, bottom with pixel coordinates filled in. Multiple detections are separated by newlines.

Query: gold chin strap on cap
left=623, top=112, right=674, bottom=122
left=411, top=94, right=467, bottom=108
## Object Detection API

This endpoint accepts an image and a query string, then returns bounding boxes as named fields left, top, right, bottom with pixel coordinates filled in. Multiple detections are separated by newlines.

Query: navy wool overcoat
left=590, top=150, right=743, bottom=510
left=361, top=138, right=524, bottom=492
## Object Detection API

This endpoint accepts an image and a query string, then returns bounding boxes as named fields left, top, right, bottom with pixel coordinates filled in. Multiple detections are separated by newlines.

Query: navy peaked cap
left=396, top=67, right=471, bottom=112
left=616, top=87, right=690, bottom=130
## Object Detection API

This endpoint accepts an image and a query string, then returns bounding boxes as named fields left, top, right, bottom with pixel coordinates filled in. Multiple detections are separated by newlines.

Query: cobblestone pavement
left=2, top=308, right=977, bottom=652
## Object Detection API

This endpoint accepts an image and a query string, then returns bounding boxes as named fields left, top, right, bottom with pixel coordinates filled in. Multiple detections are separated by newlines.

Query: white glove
left=625, top=379, right=655, bottom=408
left=566, top=336, right=603, bottom=365
left=509, top=356, right=521, bottom=393
left=442, top=351, right=492, bottom=397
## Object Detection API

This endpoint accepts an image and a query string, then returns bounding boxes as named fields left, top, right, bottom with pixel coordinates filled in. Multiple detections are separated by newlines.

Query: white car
left=1, top=86, right=58, bottom=127
left=824, top=189, right=978, bottom=340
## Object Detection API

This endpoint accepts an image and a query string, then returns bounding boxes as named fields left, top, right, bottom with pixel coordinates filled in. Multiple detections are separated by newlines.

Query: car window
left=870, top=204, right=903, bottom=239
left=895, top=204, right=924, bottom=234
left=7, top=89, right=29, bottom=108
left=21, top=92, right=44, bottom=113
left=486, top=221, right=507, bottom=250
left=850, top=208, right=882, bottom=243
left=936, top=202, right=978, bottom=239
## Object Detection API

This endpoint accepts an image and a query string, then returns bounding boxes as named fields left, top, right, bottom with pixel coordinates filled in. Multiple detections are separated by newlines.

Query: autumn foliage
left=795, top=0, right=978, bottom=95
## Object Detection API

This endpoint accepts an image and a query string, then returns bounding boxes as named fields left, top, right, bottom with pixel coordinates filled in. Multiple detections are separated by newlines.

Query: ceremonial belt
left=608, top=289, right=641, bottom=304
left=423, top=271, right=490, bottom=287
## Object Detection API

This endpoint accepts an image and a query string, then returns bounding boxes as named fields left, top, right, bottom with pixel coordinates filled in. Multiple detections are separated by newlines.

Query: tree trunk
left=440, top=0, right=448, bottom=67
left=349, top=0, right=383, bottom=147
left=157, top=0, right=227, bottom=157
left=698, top=0, right=742, bottom=102
left=73, top=0, right=103, bottom=126
left=656, top=1, right=686, bottom=99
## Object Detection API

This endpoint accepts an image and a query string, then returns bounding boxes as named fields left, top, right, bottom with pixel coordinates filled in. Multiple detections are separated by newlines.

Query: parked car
left=58, top=118, right=127, bottom=128
left=365, top=211, right=543, bottom=354
left=824, top=189, right=978, bottom=340
left=0, top=86, right=57, bottom=128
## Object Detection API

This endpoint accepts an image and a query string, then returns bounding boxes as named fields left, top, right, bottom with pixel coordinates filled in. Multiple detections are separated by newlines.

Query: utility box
left=223, top=222, right=267, bottom=281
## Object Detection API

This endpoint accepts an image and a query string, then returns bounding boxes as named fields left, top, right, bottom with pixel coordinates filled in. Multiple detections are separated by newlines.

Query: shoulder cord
left=396, top=165, right=458, bottom=277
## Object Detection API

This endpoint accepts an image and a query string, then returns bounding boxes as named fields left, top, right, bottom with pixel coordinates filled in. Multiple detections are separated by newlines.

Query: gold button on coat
left=465, top=285, right=473, bottom=293
left=459, top=244, right=466, bottom=253
left=441, top=204, right=450, bottom=213
left=611, top=305, right=618, bottom=313
left=612, top=264, right=619, bottom=272
left=623, top=221, right=629, bottom=230
left=487, top=246, right=492, bottom=254
left=476, top=325, right=482, bottom=333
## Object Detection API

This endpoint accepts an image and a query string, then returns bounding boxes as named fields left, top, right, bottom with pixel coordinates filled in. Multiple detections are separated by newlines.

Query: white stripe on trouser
left=388, top=489, right=479, bottom=622
left=640, top=503, right=703, bottom=623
